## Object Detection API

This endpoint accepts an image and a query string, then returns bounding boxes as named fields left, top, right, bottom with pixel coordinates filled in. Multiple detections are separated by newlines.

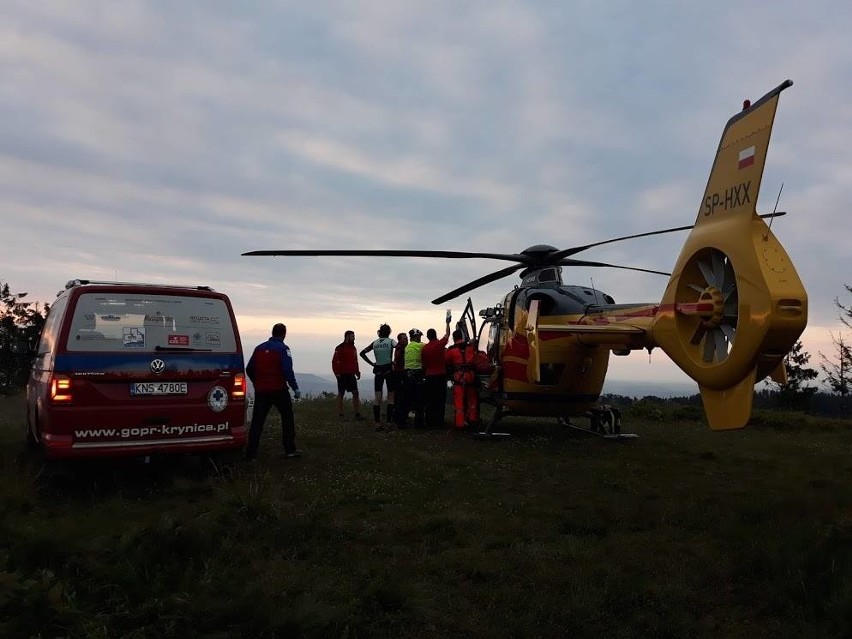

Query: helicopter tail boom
left=650, top=79, right=807, bottom=430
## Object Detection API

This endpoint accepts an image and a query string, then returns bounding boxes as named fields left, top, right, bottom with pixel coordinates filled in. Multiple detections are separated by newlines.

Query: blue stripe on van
left=55, top=352, right=244, bottom=374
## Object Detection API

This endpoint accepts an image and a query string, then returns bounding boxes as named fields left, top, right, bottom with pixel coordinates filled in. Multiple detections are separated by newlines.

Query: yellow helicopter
left=244, top=80, right=807, bottom=436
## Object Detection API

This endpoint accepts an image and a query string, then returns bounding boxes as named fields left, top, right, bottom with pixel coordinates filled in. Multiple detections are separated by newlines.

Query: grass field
left=1, top=394, right=851, bottom=638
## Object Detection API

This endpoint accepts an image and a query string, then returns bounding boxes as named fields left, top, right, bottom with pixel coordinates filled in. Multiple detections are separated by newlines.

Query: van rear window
left=66, top=293, right=238, bottom=353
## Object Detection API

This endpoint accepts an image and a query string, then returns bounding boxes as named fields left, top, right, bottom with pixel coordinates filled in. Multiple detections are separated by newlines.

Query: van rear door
left=45, top=290, right=246, bottom=455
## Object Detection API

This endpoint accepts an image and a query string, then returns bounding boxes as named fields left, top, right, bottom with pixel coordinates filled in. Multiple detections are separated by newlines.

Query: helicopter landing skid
left=557, top=406, right=638, bottom=440
left=471, top=430, right=511, bottom=440
left=470, top=405, right=512, bottom=440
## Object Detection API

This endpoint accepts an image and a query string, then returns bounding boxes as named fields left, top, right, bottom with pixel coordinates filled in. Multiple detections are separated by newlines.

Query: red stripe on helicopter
left=504, top=335, right=530, bottom=357
left=579, top=306, right=660, bottom=324
left=674, top=302, right=716, bottom=315
left=580, top=301, right=715, bottom=324
left=503, top=360, right=529, bottom=382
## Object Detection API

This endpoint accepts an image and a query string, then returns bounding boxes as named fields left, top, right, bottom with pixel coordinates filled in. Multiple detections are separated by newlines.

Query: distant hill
left=602, top=379, right=697, bottom=399
left=297, top=373, right=339, bottom=396
left=294, top=374, right=403, bottom=398
left=272, top=375, right=699, bottom=400
left=246, top=373, right=338, bottom=397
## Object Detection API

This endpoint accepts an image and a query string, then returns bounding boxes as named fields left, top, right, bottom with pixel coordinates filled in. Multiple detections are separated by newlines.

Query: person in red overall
left=445, top=329, right=482, bottom=431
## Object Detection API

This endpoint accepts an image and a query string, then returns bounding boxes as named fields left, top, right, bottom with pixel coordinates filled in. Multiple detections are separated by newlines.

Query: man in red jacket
left=246, top=323, right=301, bottom=460
left=332, top=330, right=364, bottom=420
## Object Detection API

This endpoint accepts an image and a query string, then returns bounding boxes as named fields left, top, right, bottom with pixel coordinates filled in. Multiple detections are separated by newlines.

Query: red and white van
left=26, top=280, right=247, bottom=459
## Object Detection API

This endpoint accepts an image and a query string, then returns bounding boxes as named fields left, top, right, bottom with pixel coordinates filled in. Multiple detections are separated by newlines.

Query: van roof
left=63, top=279, right=215, bottom=293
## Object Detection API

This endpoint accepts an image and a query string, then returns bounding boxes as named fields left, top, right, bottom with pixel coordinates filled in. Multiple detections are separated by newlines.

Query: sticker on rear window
left=123, top=327, right=146, bottom=348
left=168, top=334, right=190, bottom=346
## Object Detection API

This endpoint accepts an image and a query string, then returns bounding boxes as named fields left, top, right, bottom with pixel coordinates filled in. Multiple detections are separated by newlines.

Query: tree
left=773, top=339, right=819, bottom=411
left=819, top=332, right=852, bottom=402
left=0, top=281, right=48, bottom=391
left=817, top=285, right=852, bottom=416
left=837, top=283, right=852, bottom=328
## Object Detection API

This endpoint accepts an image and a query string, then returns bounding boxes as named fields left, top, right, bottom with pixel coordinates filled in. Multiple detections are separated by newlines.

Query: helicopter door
left=526, top=299, right=542, bottom=383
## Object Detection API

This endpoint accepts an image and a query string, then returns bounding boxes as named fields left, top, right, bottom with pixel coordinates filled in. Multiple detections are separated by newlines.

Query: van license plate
left=131, top=382, right=188, bottom=396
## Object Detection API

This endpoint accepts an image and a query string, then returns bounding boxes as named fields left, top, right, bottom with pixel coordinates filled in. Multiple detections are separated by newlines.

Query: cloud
left=1, top=0, right=849, bottom=384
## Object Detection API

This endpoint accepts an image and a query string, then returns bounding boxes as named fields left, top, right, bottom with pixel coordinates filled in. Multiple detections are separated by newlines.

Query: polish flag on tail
left=738, top=145, right=756, bottom=169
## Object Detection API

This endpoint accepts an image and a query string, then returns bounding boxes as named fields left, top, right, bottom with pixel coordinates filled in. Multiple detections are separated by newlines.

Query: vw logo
left=150, top=359, right=166, bottom=374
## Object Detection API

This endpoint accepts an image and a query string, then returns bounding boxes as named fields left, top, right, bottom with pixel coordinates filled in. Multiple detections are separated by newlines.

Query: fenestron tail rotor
left=684, top=248, right=739, bottom=364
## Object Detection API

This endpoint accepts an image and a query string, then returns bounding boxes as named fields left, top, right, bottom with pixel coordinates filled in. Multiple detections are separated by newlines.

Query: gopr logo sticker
left=208, top=386, right=228, bottom=413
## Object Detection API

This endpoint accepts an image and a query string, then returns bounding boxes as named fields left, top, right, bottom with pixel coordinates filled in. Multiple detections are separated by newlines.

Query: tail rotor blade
left=714, top=330, right=728, bottom=361
left=697, top=260, right=716, bottom=288
left=703, top=332, right=716, bottom=362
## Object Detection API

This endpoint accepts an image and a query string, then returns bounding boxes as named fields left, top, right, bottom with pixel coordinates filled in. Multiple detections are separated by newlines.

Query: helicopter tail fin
left=651, top=80, right=807, bottom=430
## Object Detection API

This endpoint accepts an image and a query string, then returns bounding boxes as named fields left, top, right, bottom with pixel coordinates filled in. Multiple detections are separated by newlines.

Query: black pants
left=247, top=389, right=296, bottom=458
left=396, top=370, right=424, bottom=428
left=423, top=374, right=447, bottom=427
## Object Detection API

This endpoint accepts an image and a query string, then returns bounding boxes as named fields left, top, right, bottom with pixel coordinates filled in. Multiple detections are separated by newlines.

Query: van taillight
left=232, top=373, right=246, bottom=399
left=50, top=375, right=73, bottom=403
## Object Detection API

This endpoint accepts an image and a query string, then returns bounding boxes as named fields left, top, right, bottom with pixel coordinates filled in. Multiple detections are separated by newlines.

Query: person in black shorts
left=360, top=323, right=397, bottom=425
left=332, top=330, right=363, bottom=420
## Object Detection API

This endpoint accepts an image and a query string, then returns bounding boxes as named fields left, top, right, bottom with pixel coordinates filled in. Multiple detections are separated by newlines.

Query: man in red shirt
left=421, top=316, right=451, bottom=428
left=332, top=330, right=364, bottom=420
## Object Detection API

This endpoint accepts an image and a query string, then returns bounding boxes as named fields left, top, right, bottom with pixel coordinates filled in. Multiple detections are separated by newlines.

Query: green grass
left=2, top=394, right=852, bottom=638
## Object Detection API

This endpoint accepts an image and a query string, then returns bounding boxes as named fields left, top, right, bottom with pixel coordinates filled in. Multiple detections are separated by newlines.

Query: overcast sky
left=2, top=1, right=849, bottom=385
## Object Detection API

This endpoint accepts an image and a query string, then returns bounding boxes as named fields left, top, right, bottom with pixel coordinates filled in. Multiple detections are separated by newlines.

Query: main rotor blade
left=548, top=211, right=786, bottom=261
left=242, top=249, right=530, bottom=263
left=555, top=258, right=671, bottom=277
left=431, top=264, right=526, bottom=305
